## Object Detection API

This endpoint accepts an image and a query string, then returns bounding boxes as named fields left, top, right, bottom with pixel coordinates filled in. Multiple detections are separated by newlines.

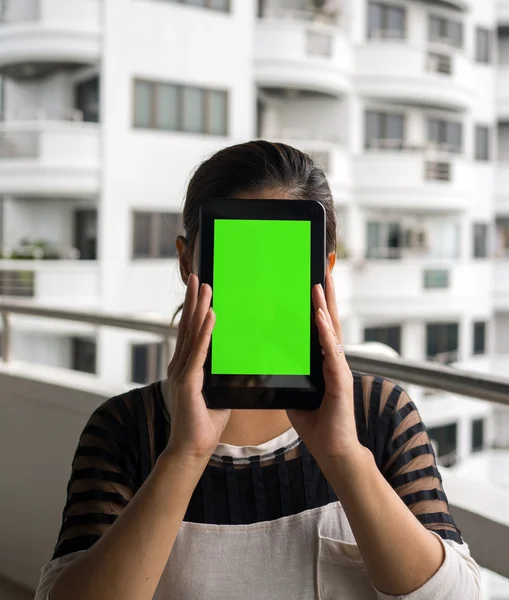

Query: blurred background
left=0, top=0, right=508, bottom=598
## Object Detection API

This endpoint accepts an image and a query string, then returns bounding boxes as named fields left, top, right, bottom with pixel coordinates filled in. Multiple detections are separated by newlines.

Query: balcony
left=498, top=0, right=509, bottom=27
left=354, top=150, right=472, bottom=212
left=0, top=0, right=101, bottom=78
left=0, top=260, right=99, bottom=307
left=495, top=260, right=509, bottom=312
left=255, top=18, right=352, bottom=97
left=0, top=304, right=507, bottom=594
left=497, top=66, right=509, bottom=121
left=356, top=42, right=474, bottom=112
left=496, top=162, right=509, bottom=216
left=0, top=115, right=100, bottom=197
left=352, top=261, right=493, bottom=319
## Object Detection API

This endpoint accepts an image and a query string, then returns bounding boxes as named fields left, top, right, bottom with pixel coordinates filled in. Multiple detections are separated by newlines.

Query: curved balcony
left=494, top=260, right=509, bottom=312
left=356, top=42, right=474, bottom=112
left=352, top=261, right=493, bottom=319
left=255, top=19, right=352, bottom=97
left=497, top=66, right=509, bottom=121
left=0, top=260, right=99, bottom=307
left=498, top=1, right=509, bottom=27
left=354, top=151, right=472, bottom=212
left=0, top=116, right=100, bottom=197
left=0, top=0, right=101, bottom=78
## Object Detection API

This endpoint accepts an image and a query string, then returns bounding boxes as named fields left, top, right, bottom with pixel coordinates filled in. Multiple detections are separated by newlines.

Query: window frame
left=71, top=337, right=97, bottom=374
left=426, top=322, right=459, bottom=363
left=363, top=325, right=402, bottom=354
left=471, top=419, right=484, bottom=453
left=132, top=211, right=181, bottom=259
left=475, top=125, right=490, bottom=161
left=476, top=27, right=492, bottom=64
left=365, top=110, right=405, bottom=150
left=473, top=321, right=487, bottom=356
left=131, top=342, right=165, bottom=384
left=427, top=118, right=463, bottom=154
left=133, top=79, right=229, bottom=136
left=367, top=1, right=406, bottom=40
left=429, top=14, right=463, bottom=49
left=473, top=223, right=489, bottom=259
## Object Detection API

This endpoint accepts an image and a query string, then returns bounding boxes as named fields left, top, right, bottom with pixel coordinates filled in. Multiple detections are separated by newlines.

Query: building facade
left=0, top=0, right=506, bottom=458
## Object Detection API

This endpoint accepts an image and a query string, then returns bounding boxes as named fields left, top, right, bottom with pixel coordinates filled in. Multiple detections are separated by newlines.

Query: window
left=476, top=27, right=492, bottom=63
left=473, top=223, right=488, bottom=258
left=475, top=126, right=490, bottom=161
left=367, top=2, right=406, bottom=39
left=428, top=119, right=462, bottom=153
left=496, top=218, right=509, bottom=257
left=471, top=419, right=484, bottom=453
left=473, top=321, right=486, bottom=355
left=132, top=212, right=180, bottom=259
left=424, top=269, right=449, bottom=289
left=74, top=209, right=97, bottom=260
left=427, top=423, right=457, bottom=466
left=364, top=325, right=402, bottom=354
left=365, top=111, right=405, bottom=150
left=131, top=342, right=164, bottom=384
left=71, top=337, right=96, bottom=374
left=366, top=221, right=403, bottom=258
left=75, top=76, right=100, bottom=123
left=429, top=15, right=463, bottom=48
left=426, top=323, right=459, bottom=363
left=133, top=80, right=228, bottom=136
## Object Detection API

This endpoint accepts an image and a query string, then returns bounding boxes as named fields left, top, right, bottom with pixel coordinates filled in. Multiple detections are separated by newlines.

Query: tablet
left=198, top=199, right=326, bottom=410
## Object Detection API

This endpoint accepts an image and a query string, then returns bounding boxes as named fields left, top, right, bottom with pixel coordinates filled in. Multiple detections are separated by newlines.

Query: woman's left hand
left=287, top=272, right=365, bottom=467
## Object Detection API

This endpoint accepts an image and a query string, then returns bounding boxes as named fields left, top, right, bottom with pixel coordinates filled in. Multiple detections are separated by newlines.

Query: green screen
left=212, top=219, right=310, bottom=376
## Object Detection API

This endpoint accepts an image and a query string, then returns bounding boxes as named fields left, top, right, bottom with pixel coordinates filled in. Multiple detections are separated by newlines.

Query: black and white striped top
left=51, top=371, right=463, bottom=562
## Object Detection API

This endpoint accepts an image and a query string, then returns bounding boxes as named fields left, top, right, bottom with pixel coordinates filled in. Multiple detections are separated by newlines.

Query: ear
left=176, top=235, right=192, bottom=285
left=326, top=252, right=336, bottom=275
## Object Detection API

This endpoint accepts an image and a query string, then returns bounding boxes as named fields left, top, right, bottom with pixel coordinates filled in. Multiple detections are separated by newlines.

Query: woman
left=36, top=141, right=481, bottom=600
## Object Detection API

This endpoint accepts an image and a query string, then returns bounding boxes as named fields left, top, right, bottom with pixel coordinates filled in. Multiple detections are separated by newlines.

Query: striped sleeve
left=50, top=396, right=139, bottom=560
left=354, top=373, right=463, bottom=544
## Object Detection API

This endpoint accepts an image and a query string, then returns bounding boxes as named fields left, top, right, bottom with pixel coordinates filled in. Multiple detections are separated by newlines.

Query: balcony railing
left=0, top=301, right=508, bottom=587
left=259, top=0, right=342, bottom=26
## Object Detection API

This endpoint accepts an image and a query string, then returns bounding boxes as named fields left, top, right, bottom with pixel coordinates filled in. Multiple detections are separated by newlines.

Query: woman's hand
left=164, top=274, right=231, bottom=466
left=287, top=272, right=365, bottom=467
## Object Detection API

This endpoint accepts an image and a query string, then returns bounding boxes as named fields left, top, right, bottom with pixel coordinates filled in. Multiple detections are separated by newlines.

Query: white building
left=0, top=0, right=506, bottom=460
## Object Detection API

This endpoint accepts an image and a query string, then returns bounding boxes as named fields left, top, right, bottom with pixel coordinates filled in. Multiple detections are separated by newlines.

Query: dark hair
left=183, top=140, right=337, bottom=255
left=172, top=140, right=337, bottom=323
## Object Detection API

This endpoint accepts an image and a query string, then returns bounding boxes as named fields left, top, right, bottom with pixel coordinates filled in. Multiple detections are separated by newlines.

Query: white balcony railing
left=258, top=0, right=342, bottom=26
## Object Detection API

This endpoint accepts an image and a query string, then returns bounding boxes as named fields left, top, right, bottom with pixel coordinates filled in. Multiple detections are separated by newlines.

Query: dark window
left=367, top=2, right=406, bottom=39
left=73, top=210, right=97, bottom=260
left=472, top=419, right=484, bottom=453
left=364, top=325, right=401, bottom=354
left=365, top=111, right=405, bottom=150
left=429, top=15, right=463, bottom=48
left=75, top=76, right=100, bottom=123
left=132, top=212, right=180, bottom=259
left=423, top=269, right=449, bottom=289
left=473, top=223, right=488, bottom=258
left=473, top=321, right=486, bottom=355
left=131, top=342, right=164, bottom=384
left=428, top=119, right=462, bottom=153
left=475, top=126, right=490, bottom=161
left=133, top=80, right=228, bottom=136
left=71, top=337, right=96, bottom=374
left=366, top=221, right=402, bottom=259
left=476, top=27, right=492, bottom=63
left=427, top=423, right=457, bottom=465
left=426, top=323, right=459, bottom=363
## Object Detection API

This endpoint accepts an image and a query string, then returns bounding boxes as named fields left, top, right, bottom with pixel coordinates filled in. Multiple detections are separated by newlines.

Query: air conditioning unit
left=425, top=161, right=451, bottom=181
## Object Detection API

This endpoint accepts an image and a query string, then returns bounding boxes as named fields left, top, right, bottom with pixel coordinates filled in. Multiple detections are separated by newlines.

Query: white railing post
left=1, top=310, right=11, bottom=362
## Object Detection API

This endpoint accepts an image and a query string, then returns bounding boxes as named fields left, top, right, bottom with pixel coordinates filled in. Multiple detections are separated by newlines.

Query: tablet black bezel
left=198, top=198, right=326, bottom=410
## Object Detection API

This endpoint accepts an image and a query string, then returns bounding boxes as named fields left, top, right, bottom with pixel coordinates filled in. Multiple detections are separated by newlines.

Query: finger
left=325, top=272, right=343, bottom=344
left=176, top=283, right=213, bottom=375
left=171, top=274, right=199, bottom=366
left=312, top=284, right=337, bottom=339
left=316, top=308, right=346, bottom=392
left=184, top=307, right=216, bottom=375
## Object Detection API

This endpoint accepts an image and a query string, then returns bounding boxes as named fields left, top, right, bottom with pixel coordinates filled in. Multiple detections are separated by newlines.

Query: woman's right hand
left=164, top=273, right=231, bottom=465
